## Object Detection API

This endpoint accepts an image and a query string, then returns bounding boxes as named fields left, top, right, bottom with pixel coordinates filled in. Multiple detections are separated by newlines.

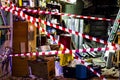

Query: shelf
left=0, top=26, right=10, bottom=29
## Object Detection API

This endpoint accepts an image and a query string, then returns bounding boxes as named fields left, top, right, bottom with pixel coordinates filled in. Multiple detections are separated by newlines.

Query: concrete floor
left=0, top=65, right=119, bottom=80
left=0, top=56, right=119, bottom=80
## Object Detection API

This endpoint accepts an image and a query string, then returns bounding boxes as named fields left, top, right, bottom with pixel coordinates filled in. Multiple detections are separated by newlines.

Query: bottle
left=19, top=0, right=22, bottom=6
left=29, top=0, right=35, bottom=7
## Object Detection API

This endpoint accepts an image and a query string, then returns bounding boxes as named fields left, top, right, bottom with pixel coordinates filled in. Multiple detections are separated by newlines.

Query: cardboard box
left=28, top=57, right=55, bottom=80
left=12, top=56, right=29, bottom=77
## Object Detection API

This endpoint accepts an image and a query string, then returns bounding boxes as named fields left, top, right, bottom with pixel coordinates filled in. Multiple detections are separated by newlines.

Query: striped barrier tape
left=75, top=53, right=106, bottom=80
left=2, top=5, right=107, bottom=79
left=6, top=0, right=113, bottom=22
left=1, top=6, right=118, bottom=54
left=14, top=8, right=113, bottom=21
left=0, top=46, right=117, bottom=57
left=2, top=6, right=118, bottom=48
left=5, top=0, right=119, bottom=48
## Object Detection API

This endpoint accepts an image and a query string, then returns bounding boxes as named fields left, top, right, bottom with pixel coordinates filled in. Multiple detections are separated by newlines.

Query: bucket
left=76, top=64, right=87, bottom=80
